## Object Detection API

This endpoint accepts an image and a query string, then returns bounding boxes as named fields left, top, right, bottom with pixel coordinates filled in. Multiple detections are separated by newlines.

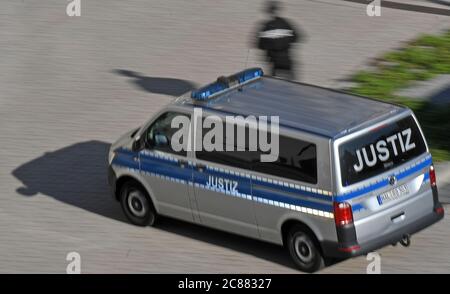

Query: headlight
left=108, top=149, right=116, bottom=165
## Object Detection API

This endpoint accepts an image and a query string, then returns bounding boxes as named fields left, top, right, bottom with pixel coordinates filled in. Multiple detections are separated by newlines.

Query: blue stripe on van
left=139, top=154, right=193, bottom=183
left=113, top=149, right=140, bottom=170
left=203, top=166, right=251, bottom=182
left=194, top=170, right=253, bottom=196
left=335, top=156, right=432, bottom=202
left=423, top=171, right=430, bottom=182
left=114, top=148, right=332, bottom=213
left=204, top=166, right=332, bottom=201
left=352, top=203, right=365, bottom=212
left=252, top=178, right=332, bottom=201
left=350, top=170, right=430, bottom=214
left=201, top=167, right=332, bottom=211
left=251, top=187, right=333, bottom=212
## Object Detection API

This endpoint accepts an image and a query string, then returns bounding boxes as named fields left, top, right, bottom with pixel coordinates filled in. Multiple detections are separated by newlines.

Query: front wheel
left=287, top=225, right=324, bottom=273
left=120, top=181, right=157, bottom=226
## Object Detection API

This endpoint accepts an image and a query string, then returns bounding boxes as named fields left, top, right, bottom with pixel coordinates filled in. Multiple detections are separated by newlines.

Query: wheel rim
left=294, top=235, right=314, bottom=264
left=127, top=190, right=147, bottom=218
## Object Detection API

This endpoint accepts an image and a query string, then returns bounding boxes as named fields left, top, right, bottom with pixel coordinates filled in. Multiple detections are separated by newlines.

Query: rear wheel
left=287, top=225, right=324, bottom=273
left=120, top=181, right=157, bottom=226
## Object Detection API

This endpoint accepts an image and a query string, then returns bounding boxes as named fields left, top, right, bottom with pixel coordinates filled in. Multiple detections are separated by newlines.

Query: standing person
left=255, top=1, right=302, bottom=80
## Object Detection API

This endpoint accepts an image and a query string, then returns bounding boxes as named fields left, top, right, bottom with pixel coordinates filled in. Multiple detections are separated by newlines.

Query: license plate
left=377, top=184, right=409, bottom=205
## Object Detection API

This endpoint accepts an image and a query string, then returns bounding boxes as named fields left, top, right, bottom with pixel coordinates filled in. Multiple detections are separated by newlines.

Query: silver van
left=108, top=68, right=444, bottom=272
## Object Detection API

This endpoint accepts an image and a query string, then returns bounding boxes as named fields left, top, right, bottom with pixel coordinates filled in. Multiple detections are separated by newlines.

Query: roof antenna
left=244, top=48, right=250, bottom=69
left=238, top=49, right=251, bottom=92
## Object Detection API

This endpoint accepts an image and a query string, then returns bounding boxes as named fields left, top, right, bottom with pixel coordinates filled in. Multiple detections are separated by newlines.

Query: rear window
left=338, top=115, right=427, bottom=187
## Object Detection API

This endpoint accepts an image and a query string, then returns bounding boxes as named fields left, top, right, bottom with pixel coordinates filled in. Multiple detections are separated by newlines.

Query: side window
left=253, top=136, right=317, bottom=184
left=145, top=111, right=190, bottom=156
left=194, top=119, right=317, bottom=184
left=195, top=121, right=256, bottom=170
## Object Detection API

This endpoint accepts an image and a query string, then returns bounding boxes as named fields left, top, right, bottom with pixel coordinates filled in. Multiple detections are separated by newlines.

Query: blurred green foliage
left=348, top=30, right=450, bottom=162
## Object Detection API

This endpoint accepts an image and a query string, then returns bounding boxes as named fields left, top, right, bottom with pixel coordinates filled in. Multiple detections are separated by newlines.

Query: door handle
left=178, top=159, right=188, bottom=168
left=391, top=212, right=405, bottom=223
left=195, top=163, right=206, bottom=172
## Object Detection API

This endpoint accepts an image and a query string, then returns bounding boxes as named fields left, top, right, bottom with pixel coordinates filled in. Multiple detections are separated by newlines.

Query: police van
left=108, top=68, right=444, bottom=272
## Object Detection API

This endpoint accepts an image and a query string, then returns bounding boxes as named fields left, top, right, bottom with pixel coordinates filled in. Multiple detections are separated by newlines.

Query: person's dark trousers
left=269, top=49, right=296, bottom=80
left=272, top=66, right=296, bottom=80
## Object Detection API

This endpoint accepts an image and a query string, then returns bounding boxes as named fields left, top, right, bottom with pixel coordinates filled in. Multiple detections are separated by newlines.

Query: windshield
left=338, top=115, right=427, bottom=187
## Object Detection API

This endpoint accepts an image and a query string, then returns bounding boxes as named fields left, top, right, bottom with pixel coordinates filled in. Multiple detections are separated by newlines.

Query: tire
left=287, top=225, right=324, bottom=273
left=120, top=181, right=157, bottom=226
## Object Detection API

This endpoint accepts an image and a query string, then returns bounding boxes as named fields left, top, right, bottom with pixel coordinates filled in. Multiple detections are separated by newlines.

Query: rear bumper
left=322, top=206, right=444, bottom=259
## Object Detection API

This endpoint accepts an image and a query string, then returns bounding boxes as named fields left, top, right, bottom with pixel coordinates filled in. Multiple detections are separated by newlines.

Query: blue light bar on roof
left=191, top=68, right=263, bottom=100
left=236, top=67, right=263, bottom=83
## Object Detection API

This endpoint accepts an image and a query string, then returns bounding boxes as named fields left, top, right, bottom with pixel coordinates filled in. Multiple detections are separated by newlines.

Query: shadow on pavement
left=156, top=216, right=298, bottom=270
left=12, top=140, right=340, bottom=271
left=157, top=217, right=343, bottom=271
left=12, top=141, right=126, bottom=223
left=114, top=69, right=197, bottom=96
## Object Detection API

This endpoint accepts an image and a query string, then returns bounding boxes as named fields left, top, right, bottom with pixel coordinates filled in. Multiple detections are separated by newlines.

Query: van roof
left=175, top=76, right=406, bottom=138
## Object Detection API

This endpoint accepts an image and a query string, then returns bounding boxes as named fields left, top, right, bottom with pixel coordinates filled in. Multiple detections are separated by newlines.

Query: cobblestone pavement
left=0, top=0, right=449, bottom=273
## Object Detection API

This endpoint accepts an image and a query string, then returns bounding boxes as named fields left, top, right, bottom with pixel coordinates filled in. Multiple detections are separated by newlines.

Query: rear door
left=334, top=113, right=433, bottom=244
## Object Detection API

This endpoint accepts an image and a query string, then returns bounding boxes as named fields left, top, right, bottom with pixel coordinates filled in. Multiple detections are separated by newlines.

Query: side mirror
left=131, top=135, right=143, bottom=152
left=154, top=134, right=169, bottom=147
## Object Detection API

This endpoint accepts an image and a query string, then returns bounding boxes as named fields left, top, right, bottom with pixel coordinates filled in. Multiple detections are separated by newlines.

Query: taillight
left=435, top=206, right=444, bottom=215
left=338, top=245, right=361, bottom=252
left=430, top=165, right=437, bottom=187
left=333, top=202, right=353, bottom=226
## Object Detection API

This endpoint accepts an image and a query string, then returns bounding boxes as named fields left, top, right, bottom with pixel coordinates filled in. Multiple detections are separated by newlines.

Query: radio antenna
left=239, top=49, right=251, bottom=92
left=244, top=48, right=250, bottom=69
